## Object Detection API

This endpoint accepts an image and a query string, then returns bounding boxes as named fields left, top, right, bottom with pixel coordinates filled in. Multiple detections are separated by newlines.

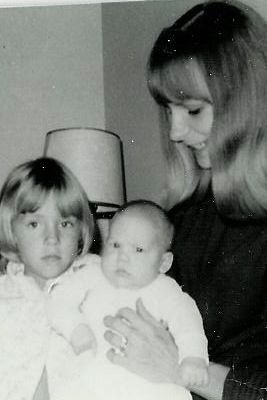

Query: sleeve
left=222, top=322, right=267, bottom=399
left=223, top=358, right=267, bottom=400
left=222, top=255, right=267, bottom=400
left=46, top=254, right=102, bottom=341
left=156, top=277, right=209, bottom=364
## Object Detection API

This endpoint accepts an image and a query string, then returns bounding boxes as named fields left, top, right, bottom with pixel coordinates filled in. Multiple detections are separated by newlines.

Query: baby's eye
left=136, top=247, right=144, bottom=253
left=188, top=108, right=201, bottom=116
left=28, top=221, right=38, bottom=228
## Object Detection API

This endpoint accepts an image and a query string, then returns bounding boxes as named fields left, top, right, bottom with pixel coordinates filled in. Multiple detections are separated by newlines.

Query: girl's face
left=12, top=192, right=81, bottom=288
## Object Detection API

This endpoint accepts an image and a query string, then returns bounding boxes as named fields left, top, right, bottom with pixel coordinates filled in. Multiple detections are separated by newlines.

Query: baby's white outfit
left=48, top=254, right=209, bottom=400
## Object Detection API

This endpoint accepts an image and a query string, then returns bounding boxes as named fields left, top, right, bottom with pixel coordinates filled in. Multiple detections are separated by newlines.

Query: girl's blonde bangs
left=14, top=180, right=85, bottom=220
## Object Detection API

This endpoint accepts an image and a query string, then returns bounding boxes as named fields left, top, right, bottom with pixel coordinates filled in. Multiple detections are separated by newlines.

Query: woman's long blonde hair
left=148, top=0, right=267, bottom=219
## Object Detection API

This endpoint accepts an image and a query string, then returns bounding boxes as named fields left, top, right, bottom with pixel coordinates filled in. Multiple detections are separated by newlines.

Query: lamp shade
left=44, top=127, right=126, bottom=213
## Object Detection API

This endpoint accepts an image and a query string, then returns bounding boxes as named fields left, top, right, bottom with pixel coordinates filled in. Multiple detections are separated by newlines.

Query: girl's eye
left=61, top=220, right=74, bottom=228
left=136, top=247, right=144, bottom=253
left=113, top=242, right=120, bottom=248
left=188, top=108, right=201, bottom=116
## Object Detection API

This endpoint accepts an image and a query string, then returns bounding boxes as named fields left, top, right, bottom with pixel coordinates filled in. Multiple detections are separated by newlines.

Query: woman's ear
left=159, top=251, right=173, bottom=274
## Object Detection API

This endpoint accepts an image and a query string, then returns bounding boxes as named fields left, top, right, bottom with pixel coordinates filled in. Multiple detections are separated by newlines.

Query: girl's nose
left=169, top=107, right=189, bottom=142
left=45, top=224, right=59, bottom=243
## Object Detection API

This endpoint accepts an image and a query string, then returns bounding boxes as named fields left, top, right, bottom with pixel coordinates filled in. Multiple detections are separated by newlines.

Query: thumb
left=136, top=298, right=161, bottom=328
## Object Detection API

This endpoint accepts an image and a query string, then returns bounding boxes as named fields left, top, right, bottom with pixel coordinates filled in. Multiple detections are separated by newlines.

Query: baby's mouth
left=115, top=269, right=130, bottom=277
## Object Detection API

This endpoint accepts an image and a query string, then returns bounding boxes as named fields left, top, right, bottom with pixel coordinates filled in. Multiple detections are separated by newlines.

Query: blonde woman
left=104, top=2, right=267, bottom=400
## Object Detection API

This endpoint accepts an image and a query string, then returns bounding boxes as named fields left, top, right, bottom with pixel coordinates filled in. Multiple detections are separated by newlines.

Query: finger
left=103, top=315, right=132, bottom=338
left=104, top=329, right=126, bottom=349
left=106, top=348, right=128, bottom=366
left=115, top=305, right=156, bottom=334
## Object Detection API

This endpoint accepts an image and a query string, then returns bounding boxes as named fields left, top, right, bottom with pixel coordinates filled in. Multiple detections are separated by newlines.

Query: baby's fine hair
left=0, top=157, right=94, bottom=256
left=112, top=199, right=174, bottom=251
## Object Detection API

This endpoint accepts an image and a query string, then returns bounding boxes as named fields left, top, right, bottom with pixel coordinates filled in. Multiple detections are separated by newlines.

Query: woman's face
left=166, top=68, right=214, bottom=169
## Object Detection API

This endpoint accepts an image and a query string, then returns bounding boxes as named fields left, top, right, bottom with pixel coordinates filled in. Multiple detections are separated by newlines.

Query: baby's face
left=101, top=211, right=165, bottom=289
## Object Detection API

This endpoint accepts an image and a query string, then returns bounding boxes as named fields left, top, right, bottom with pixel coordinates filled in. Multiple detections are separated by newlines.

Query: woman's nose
left=169, top=109, right=189, bottom=142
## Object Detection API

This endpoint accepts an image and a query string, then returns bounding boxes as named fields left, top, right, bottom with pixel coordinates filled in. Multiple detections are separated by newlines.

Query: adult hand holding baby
left=104, top=298, right=183, bottom=386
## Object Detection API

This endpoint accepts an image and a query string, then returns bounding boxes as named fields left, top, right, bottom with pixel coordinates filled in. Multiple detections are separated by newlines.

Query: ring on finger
left=119, top=336, right=128, bottom=356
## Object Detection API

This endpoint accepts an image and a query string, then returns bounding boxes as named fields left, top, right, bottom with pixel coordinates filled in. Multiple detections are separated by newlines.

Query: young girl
left=0, top=157, right=95, bottom=400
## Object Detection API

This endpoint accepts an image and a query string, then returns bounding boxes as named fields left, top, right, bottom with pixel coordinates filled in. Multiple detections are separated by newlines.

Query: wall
left=0, top=4, right=104, bottom=187
left=102, top=0, right=267, bottom=203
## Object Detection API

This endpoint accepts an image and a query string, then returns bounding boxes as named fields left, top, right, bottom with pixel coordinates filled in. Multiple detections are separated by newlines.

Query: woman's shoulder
left=168, top=185, right=214, bottom=222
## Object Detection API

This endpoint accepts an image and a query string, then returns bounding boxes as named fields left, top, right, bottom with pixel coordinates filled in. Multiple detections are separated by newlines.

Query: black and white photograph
left=0, top=0, right=267, bottom=399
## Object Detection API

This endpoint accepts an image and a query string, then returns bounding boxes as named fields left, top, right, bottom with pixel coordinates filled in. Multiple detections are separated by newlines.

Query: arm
left=104, top=300, right=267, bottom=400
left=158, top=278, right=209, bottom=365
left=192, top=357, right=267, bottom=400
left=189, top=363, right=229, bottom=400
left=153, top=277, right=209, bottom=387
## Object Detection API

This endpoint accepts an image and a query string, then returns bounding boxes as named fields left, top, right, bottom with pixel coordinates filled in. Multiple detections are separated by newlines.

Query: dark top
left=168, top=189, right=267, bottom=400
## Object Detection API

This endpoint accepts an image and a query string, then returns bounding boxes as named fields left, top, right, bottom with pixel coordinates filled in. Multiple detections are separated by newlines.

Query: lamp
left=43, top=127, right=127, bottom=220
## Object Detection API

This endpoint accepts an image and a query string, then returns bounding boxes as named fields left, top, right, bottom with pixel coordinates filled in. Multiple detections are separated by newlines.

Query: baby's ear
left=159, top=251, right=173, bottom=274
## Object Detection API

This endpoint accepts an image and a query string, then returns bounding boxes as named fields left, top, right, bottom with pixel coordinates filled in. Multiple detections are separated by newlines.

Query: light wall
left=0, top=4, right=104, bottom=187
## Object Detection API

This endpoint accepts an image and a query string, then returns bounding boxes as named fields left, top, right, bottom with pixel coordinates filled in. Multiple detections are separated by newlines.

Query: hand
left=104, top=298, right=184, bottom=385
left=70, top=323, right=97, bottom=355
left=179, top=357, right=209, bottom=387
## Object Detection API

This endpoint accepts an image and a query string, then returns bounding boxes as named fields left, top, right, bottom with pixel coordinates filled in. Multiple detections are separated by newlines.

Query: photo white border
left=0, top=0, right=142, bottom=7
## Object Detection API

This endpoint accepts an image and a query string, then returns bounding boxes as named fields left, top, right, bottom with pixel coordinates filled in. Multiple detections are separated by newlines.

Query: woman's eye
left=165, top=105, right=172, bottom=116
left=112, top=242, right=120, bottom=248
left=136, top=247, right=144, bottom=253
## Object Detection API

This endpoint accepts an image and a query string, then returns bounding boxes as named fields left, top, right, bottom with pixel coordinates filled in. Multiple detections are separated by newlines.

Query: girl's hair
left=111, top=199, right=174, bottom=251
left=148, top=0, right=267, bottom=219
left=0, top=157, right=94, bottom=256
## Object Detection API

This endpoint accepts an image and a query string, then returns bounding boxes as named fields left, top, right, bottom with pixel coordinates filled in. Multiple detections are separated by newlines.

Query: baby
left=48, top=200, right=209, bottom=400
